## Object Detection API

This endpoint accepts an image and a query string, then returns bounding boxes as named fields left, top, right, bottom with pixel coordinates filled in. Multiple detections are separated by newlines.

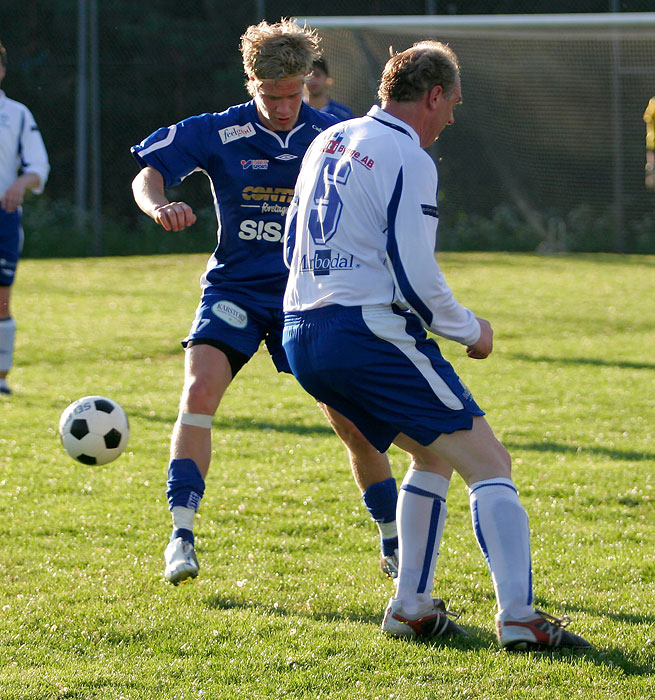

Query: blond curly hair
left=240, top=19, right=321, bottom=96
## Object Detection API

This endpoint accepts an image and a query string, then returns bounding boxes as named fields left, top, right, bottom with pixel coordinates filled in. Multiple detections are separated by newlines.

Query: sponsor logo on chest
left=241, top=159, right=269, bottom=170
left=218, top=122, right=256, bottom=144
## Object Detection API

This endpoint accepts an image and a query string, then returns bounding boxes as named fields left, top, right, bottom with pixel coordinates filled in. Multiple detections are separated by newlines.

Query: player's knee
left=181, top=375, right=221, bottom=416
left=410, top=452, right=454, bottom=480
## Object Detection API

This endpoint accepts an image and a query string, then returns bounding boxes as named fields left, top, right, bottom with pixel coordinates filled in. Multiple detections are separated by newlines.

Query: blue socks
left=167, top=458, right=205, bottom=510
left=167, top=459, right=205, bottom=544
left=363, top=477, right=398, bottom=556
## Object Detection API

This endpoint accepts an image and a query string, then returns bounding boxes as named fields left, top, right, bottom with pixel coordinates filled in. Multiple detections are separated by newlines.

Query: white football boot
left=164, top=537, right=199, bottom=585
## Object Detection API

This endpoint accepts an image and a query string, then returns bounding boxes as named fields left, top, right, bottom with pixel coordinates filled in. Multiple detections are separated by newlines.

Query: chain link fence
left=0, top=0, right=652, bottom=255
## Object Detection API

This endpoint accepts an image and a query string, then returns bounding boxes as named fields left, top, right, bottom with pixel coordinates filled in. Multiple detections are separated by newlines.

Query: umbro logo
left=275, top=153, right=297, bottom=161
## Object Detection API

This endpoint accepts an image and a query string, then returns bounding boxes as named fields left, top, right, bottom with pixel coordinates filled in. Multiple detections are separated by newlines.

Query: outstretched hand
left=466, top=317, right=493, bottom=359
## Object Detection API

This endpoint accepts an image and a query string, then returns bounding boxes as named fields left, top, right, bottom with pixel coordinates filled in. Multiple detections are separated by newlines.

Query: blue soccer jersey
left=132, top=101, right=338, bottom=307
left=322, top=99, right=354, bottom=121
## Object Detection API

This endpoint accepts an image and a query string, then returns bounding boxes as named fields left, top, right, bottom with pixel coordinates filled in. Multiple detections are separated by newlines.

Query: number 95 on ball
left=59, top=396, right=130, bottom=466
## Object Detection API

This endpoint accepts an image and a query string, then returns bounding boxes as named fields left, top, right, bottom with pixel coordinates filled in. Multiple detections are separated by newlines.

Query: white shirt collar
left=366, top=104, right=420, bottom=145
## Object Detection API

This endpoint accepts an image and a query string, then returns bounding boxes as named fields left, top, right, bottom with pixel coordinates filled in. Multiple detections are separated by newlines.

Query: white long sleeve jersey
left=283, top=105, right=480, bottom=347
left=0, top=91, right=50, bottom=199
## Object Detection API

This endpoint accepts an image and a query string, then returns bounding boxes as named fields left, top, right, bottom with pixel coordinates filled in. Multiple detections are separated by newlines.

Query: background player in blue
left=131, top=19, right=407, bottom=586
left=0, top=40, right=50, bottom=396
left=283, top=41, right=590, bottom=650
left=304, top=58, right=354, bottom=121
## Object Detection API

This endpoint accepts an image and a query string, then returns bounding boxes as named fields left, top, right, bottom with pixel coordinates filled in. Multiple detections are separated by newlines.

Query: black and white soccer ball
left=59, top=396, right=129, bottom=466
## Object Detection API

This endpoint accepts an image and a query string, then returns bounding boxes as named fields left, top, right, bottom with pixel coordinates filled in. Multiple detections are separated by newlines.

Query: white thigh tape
left=179, top=412, right=213, bottom=429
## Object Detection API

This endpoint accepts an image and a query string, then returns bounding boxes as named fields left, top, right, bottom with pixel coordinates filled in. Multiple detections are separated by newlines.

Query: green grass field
left=1, top=252, right=653, bottom=699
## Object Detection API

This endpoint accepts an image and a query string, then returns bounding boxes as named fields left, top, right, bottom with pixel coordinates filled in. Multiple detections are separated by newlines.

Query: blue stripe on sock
left=471, top=499, right=491, bottom=568
left=527, top=545, right=533, bottom=606
left=469, top=481, right=517, bottom=495
left=401, top=483, right=446, bottom=502
left=382, top=536, right=398, bottom=557
left=417, top=498, right=442, bottom=594
left=171, top=528, right=194, bottom=545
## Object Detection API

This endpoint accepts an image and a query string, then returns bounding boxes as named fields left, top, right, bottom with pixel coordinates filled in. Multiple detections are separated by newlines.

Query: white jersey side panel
left=284, top=105, right=480, bottom=346
left=0, top=92, right=50, bottom=199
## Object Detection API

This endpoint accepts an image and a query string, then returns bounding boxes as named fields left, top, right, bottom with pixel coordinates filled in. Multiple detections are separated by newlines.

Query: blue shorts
left=0, top=207, right=23, bottom=286
left=282, top=304, right=484, bottom=452
left=183, top=288, right=290, bottom=373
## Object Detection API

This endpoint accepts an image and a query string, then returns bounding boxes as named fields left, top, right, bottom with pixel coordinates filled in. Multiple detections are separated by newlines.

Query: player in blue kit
left=283, top=41, right=591, bottom=650
left=304, top=58, right=354, bottom=121
left=0, top=40, right=49, bottom=396
left=132, top=19, right=405, bottom=586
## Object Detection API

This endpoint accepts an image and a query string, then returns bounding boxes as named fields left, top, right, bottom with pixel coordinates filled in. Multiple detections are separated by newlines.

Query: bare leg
left=318, top=403, right=392, bottom=489
left=0, top=285, right=14, bottom=387
left=393, top=415, right=510, bottom=485
left=319, top=403, right=452, bottom=579
left=170, top=344, right=233, bottom=478
left=164, top=344, right=234, bottom=584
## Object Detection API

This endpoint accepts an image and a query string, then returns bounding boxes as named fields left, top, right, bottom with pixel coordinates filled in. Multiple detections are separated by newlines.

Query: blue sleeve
left=131, top=114, right=214, bottom=188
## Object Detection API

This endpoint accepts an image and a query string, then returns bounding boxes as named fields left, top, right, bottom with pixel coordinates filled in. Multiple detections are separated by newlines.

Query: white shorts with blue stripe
left=283, top=304, right=484, bottom=452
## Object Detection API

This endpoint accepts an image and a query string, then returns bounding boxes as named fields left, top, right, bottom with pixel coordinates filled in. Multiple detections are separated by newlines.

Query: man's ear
left=427, top=83, right=444, bottom=109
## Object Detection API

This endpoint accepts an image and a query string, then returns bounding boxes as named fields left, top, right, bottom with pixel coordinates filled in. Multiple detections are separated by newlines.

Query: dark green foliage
left=2, top=1, right=654, bottom=257
left=440, top=204, right=655, bottom=254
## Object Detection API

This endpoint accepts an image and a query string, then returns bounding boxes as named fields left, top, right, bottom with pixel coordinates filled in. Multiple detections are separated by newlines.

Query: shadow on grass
left=504, top=439, right=655, bottom=463
left=213, top=417, right=334, bottom=436
left=507, top=352, right=655, bottom=372
left=202, top=594, right=654, bottom=673
left=122, top=407, right=334, bottom=437
left=535, top=596, right=655, bottom=627
left=204, top=592, right=380, bottom=627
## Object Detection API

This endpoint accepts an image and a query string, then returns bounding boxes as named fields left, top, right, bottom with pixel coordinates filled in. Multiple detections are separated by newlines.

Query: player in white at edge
left=0, top=40, right=49, bottom=396
left=282, top=40, right=591, bottom=650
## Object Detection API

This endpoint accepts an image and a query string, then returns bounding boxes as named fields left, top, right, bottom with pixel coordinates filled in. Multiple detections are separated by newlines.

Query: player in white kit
left=0, top=40, right=49, bottom=396
left=283, top=40, right=590, bottom=650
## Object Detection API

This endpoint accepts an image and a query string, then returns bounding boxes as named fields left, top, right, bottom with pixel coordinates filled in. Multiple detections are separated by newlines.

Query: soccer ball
left=59, top=396, right=129, bottom=466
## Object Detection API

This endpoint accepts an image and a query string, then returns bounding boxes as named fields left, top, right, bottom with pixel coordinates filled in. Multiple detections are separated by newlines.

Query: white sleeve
left=386, top=150, right=481, bottom=346
left=19, top=106, right=50, bottom=193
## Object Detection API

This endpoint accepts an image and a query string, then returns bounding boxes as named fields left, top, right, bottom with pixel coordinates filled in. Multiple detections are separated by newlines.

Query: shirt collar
left=367, top=104, right=420, bottom=145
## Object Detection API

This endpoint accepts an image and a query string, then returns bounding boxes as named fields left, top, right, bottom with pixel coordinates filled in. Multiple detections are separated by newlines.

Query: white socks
left=395, top=473, right=536, bottom=621
left=0, top=317, right=16, bottom=373
left=469, top=477, right=534, bottom=620
left=395, top=469, right=450, bottom=615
